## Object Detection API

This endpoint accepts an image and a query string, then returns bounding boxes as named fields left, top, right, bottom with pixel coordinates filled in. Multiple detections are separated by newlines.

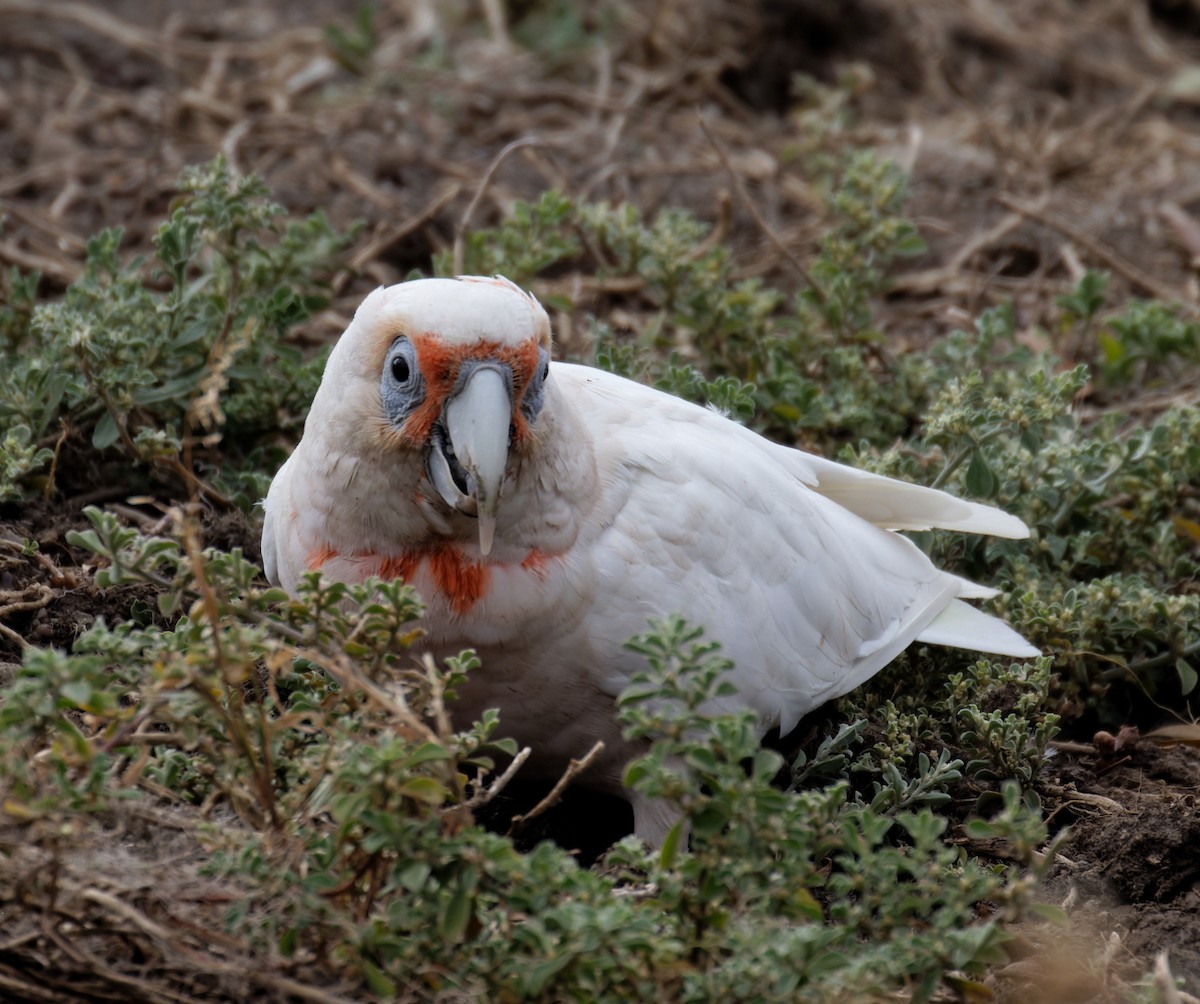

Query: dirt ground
left=2, top=0, right=1200, bottom=999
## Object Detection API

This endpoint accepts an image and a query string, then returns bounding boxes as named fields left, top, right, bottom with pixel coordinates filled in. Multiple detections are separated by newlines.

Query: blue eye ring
left=520, top=347, right=550, bottom=424
left=381, top=337, right=424, bottom=426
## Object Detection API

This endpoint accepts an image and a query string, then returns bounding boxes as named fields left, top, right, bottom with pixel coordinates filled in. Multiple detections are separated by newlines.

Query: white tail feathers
left=950, top=575, right=1000, bottom=600
left=916, top=599, right=1040, bottom=658
left=800, top=454, right=1031, bottom=539
left=796, top=455, right=1038, bottom=658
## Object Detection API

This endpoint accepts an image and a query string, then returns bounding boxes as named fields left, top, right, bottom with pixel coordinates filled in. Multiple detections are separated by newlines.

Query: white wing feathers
left=260, top=490, right=280, bottom=586
left=917, top=600, right=1040, bottom=658
left=553, top=364, right=1036, bottom=736
left=796, top=452, right=1031, bottom=538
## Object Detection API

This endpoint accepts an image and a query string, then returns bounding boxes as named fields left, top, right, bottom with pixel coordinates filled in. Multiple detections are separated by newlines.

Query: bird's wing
left=787, top=451, right=1030, bottom=538
left=558, top=365, right=1027, bottom=538
left=260, top=452, right=306, bottom=590
left=917, top=599, right=1039, bottom=656
left=553, top=364, right=1027, bottom=733
left=260, top=479, right=282, bottom=586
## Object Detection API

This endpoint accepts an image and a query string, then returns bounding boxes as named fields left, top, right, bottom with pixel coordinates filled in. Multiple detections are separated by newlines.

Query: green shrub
left=1, top=516, right=1059, bottom=1000
left=0, top=156, right=347, bottom=503
left=1, top=153, right=1196, bottom=1000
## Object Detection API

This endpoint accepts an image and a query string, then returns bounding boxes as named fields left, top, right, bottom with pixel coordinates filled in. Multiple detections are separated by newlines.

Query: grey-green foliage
left=1098, top=297, right=1200, bottom=386
left=947, top=659, right=1061, bottom=787
left=441, top=155, right=928, bottom=442
left=842, top=295, right=1200, bottom=710
left=324, top=2, right=377, bottom=75
left=0, top=156, right=347, bottom=503
left=0, top=522, right=1059, bottom=1001
left=612, top=615, right=1060, bottom=1003
left=508, top=0, right=624, bottom=67
left=3, top=146, right=1197, bottom=999
left=0, top=424, right=53, bottom=501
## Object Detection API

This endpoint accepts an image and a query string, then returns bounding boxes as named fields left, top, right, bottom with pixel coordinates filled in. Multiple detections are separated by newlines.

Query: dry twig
left=465, top=746, right=534, bottom=809
left=698, top=114, right=825, bottom=303
left=509, top=740, right=605, bottom=833
left=452, top=137, right=549, bottom=276
left=997, top=193, right=1192, bottom=307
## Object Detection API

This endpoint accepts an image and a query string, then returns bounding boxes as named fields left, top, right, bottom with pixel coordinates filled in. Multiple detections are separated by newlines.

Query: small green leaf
left=59, top=680, right=96, bottom=709
left=524, top=955, right=573, bottom=996
left=892, top=231, right=927, bottom=256
left=360, top=960, right=396, bottom=997
left=278, top=926, right=298, bottom=957
left=397, top=777, right=447, bottom=806
left=791, top=885, right=824, bottom=922
left=623, top=760, right=648, bottom=787
left=65, top=529, right=103, bottom=554
left=963, top=818, right=997, bottom=840
left=659, top=818, right=686, bottom=869
left=770, top=402, right=802, bottom=423
left=965, top=449, right=997, bottom=498
left=396, top=861, right=431, bottom=892
left=92, top=412, right=120, bottom=450
left=403, top=741, right=451, bottom=768
left=1028, top=902, right=1069, bottom=923
left=438, top=878, right=473, bottom=943
left=1176, top=658, right=1198, bottom=696
left=685, top=747, right=718, bottom=773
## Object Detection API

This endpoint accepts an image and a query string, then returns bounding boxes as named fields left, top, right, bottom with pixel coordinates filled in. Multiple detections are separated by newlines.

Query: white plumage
left=261, top=275, right=1038, bottom=841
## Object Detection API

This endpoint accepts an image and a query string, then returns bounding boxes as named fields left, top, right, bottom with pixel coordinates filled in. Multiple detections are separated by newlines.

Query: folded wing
left=557, top=364, right=1037, bottom=735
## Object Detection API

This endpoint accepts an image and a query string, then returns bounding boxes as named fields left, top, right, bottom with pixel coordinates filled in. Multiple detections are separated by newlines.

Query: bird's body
left=262, top=275, right=1038, bottom=841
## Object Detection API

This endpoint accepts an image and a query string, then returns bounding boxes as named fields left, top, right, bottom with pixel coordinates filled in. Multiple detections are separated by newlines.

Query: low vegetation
left=0, top=117, right=1197, bottom=1002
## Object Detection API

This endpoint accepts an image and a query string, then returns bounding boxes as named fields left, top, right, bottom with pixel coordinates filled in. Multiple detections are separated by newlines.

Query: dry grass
left=2, top=1, right=1200, bottom=1000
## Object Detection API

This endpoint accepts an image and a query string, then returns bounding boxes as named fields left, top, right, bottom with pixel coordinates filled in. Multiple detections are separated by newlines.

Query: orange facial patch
left=425, top=545, right=491, bottom=613
left=378, top=552, right=421, bottom=583
left=398, top=333, right=542, bottom=445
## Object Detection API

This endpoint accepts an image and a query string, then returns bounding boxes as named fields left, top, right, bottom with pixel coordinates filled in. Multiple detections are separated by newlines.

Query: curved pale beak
left=440, top=366, right=512, bottom=555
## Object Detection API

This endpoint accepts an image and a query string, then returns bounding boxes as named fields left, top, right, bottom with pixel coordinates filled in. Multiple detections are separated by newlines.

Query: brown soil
left=2, top=1, right=1199, bottom=1000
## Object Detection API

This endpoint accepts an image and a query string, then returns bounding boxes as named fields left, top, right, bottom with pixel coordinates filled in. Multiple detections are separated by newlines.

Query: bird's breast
left=306, top=539, right=583, bottom=643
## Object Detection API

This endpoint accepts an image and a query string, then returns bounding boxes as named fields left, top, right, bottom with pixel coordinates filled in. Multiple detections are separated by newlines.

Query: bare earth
left=1, top=0, right=1199, bottom=999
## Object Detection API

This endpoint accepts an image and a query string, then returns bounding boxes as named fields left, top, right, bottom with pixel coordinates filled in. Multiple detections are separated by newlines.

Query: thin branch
left=337, top=182, right=462, bottom=292
left=1160, top=201, right=1200, bottom=266
left=0, top=620, right=30, bottom=650
left=1126, top=637, right=1200, bottom=676
left=698, top=113, right=826, bottom=305
left=996, top=192, right=1192, bottom=308
left=509, top=740, right=605, bottom=833
left=1, top=0, right=320, bottom=63
left=1046, top=739, right=1100, bottom=755
left=453, top=137, right=547, bottom=276
left=479, top=0, right=511, bottom=50
left=891, top=203, right=1040, bottom=296
left=465, top=746, right=533, bottom=809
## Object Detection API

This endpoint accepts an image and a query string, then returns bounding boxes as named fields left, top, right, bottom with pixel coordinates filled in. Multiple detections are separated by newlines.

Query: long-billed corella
left=261, top=275, right=1038, bottom=842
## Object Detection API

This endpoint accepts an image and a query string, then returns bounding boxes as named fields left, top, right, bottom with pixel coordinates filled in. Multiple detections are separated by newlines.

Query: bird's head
left=314, top=275, right=552, bottom=556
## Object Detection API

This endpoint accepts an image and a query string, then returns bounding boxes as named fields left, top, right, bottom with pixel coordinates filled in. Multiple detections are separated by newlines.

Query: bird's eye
left=380, top=337, right=424, bottom=427
left=386, top=338, right=418, bottom=386
left=520, top=347, right=551, bottom=425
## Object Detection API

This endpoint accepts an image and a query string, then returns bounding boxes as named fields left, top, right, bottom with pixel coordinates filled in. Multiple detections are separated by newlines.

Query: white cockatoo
left=262, top=275, right=1038, bottom=842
